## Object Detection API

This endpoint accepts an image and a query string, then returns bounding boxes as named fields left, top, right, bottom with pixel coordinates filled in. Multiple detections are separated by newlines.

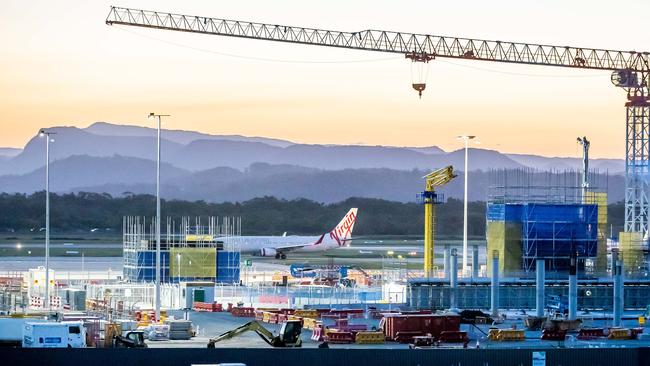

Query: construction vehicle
left=112, top=331, right=147, bottom=348
left=421, top=166, right=456, bottom=277
left=207, top=320, right=302, bottom=348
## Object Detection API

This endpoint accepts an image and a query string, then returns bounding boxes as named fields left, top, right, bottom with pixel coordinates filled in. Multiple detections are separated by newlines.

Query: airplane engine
left=260, top=248, right=277, bottom=257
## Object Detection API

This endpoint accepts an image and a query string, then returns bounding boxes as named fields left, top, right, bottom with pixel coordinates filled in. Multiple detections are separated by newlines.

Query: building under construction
left=486, top=169, right=609, bottom=276
left=122, top=216, right=241, bottom=284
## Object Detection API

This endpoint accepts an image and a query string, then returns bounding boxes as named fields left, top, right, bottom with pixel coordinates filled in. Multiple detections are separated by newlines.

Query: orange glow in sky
left=1, top=0, right=648, bottom=158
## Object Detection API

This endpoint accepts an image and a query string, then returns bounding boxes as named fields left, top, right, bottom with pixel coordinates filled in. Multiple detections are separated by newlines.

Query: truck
left=22, top=321, right=86, bottom=348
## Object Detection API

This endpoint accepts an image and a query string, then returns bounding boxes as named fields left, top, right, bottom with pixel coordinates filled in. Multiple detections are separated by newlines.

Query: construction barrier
left=231, top=307, right=255, bottom=317
left=488, top=329, right=525, bottom=341
left=268, top=312, right=279, bottom=324
left=294, top=309, right=319, bottom=318
left=329, top=309, right=364, bottom=318
left=262, top=311, right=271, bottom=323
left=302, top=317, right=319, bottom=330
left=608, top=328, right=632, bottom=340
left=577, top=328, right=605, bottom=340
left=192, top=302, right=222, bottom=312
left=541, top=329, right=567, bottom=341
left=355, top=331, right=385, bottom=344
left=255, top=310, right=264, bottom=321
left=325, top=331, right=355, bottom=344
left=331, top=318, right=367, bottom=333
left=311, top=324, right=325, bottom=342
left=287, top=315, right=304, bottom=326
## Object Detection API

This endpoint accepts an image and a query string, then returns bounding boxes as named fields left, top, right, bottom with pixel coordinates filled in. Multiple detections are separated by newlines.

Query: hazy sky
left=1, top=0, right=648, bottom=157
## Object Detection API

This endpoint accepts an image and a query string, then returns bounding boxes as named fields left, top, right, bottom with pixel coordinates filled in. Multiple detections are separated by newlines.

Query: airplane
left=220, top=208, right=358, bottom=259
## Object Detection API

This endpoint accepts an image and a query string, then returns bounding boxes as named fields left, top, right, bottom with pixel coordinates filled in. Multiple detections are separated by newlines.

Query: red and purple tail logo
left=329, top=209, right=357, bottom=246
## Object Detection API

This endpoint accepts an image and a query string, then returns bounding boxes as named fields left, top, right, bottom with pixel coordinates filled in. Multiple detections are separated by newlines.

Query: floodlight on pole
left=39, top=129, right=56, bottom=311
left=148, top=113, right=170, bottom=322
left=457, top=135, right=476, bottom=277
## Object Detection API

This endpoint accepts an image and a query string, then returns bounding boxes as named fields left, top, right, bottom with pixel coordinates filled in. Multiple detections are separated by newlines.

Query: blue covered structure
left=487, top=203, right=598, bottom=272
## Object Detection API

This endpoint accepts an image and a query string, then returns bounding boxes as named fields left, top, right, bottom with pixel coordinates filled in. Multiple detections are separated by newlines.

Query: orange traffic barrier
left=312, top=324, right=325, bottom=342
left=326, top=330, right=355, bottom=344
left=577, top=328, right=605, bottom=340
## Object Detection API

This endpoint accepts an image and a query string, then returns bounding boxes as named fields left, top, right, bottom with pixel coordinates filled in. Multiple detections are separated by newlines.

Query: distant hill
left=0, top=155, right=188, bottom=193
left=0, top=155, right=624, bottom=203
left=0, top=122, right=625, bottom=203
left=0, top=147, right=21, bottom=158
left=505, top=153, right=624, bottom=174
left=85, top=122, right=294, bottom=147
left=1, top=123, right=532, bottom=173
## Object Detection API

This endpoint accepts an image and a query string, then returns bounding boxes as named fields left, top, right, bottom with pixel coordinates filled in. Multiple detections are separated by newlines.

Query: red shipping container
left=380, top=314, right=461, bottom=342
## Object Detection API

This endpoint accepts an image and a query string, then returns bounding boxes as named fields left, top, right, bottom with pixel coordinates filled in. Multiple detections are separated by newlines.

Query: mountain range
left=0, top=122, right=625, bottom=202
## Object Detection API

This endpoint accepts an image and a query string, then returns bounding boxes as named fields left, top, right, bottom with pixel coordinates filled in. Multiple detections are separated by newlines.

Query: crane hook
left=412, top=83, right=426, bottom=98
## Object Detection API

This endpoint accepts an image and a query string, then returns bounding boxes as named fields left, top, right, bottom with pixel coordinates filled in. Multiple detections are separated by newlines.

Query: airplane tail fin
left=327, top=208, right=358, bottom=246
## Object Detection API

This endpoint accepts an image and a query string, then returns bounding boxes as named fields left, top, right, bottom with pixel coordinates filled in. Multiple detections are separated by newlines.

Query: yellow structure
left=486, top=221, right=522, bottom=275
left=584, top=191, right=608, bottom=273
left=169, top=247, right=216, bottom=278
left=422, top=166, right=456, bottom=277
left=619, top=231, right=645, bottom=274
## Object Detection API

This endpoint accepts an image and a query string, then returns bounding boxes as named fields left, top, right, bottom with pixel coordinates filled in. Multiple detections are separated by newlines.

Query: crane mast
left=106, top=6, right=650, bottom=259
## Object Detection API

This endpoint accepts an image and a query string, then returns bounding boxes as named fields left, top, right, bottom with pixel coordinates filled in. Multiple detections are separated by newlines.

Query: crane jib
left=106, top=6, right=649, bottom=73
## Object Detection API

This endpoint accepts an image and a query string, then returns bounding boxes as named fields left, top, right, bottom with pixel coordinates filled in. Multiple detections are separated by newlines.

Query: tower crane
left=421, top=166, right=456, bottom=278
left=106, top=6, right=650, bottom=251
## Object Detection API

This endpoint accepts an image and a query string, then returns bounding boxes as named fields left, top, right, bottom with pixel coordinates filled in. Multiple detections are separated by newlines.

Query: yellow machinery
left=421, top=166, right=456, bottom=277
left=207, top=320, right=302, bottom=348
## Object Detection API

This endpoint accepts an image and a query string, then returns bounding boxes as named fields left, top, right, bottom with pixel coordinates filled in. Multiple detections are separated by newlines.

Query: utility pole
left=148, top=113, right=169, bottom=322
left=577, top=136, right=590, bottom=200
left=458, top=135, right=475, bottom=276
left=39, top=129, right=55, bottom=311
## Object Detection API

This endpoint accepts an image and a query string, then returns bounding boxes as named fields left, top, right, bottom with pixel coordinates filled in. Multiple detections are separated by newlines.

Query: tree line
left=0, top=192, right=625, bottom=237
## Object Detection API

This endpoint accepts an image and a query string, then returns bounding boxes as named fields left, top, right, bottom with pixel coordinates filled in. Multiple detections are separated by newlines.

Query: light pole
left=39, top=129, right=55, bottom=311
left=148, top=113, right=169, bottom=322
left=177, top=253, right=181, bottom=283
left=457, top=135, right=476, bottom=277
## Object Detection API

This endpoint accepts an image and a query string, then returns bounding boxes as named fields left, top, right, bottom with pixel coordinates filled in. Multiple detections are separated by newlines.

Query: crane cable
left=114, top=25, right=605, bottom=78
left=113, top=25, right=400, bottom=64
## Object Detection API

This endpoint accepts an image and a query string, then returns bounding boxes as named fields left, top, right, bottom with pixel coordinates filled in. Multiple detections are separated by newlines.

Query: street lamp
left=177, top=253, right=181, bottom=283
left=148, top=113, right=170, bottom=322
left=457, top=135, right=476, bottom=277
left=39, top=129, right=55, bottom=311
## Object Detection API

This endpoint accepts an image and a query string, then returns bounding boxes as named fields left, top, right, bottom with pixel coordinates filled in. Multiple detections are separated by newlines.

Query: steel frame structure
left=106, top=6, right=650, bottom=238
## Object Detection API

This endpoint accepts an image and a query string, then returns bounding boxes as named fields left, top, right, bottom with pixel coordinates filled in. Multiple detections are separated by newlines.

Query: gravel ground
left=144, top=310, right=650, bottom=349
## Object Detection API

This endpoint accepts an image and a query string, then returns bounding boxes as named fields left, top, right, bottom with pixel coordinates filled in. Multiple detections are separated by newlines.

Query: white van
left=22, top=321, right=86, bottom=348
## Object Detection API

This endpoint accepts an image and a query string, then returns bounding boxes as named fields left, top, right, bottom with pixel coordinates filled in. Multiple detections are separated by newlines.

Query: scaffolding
left=123, top=216, right=241, bottom=284
left=488, top=168, right=608, bottom=204
left=487, top=169, right=606, bottom=276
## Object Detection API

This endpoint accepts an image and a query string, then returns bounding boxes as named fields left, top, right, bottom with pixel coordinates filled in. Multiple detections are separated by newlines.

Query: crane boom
left=106, top=6, right=648, bottom=72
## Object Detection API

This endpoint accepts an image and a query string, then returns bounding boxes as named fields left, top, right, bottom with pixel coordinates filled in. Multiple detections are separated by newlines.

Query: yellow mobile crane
left=421, top=166, right=456, bottom=278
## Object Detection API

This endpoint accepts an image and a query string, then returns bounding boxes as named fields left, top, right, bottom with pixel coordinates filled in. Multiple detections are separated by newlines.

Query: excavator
left=112, top=331, right=147, bottom=348
left=207, top=320, right=302, bottom=348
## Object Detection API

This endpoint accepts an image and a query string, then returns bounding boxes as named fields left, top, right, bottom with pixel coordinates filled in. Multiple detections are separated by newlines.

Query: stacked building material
left=167, top=320, right=192, bottom=340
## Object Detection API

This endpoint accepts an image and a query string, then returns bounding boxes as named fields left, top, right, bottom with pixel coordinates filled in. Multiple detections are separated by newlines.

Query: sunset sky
left=1, top=0, right=648, bottom=158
